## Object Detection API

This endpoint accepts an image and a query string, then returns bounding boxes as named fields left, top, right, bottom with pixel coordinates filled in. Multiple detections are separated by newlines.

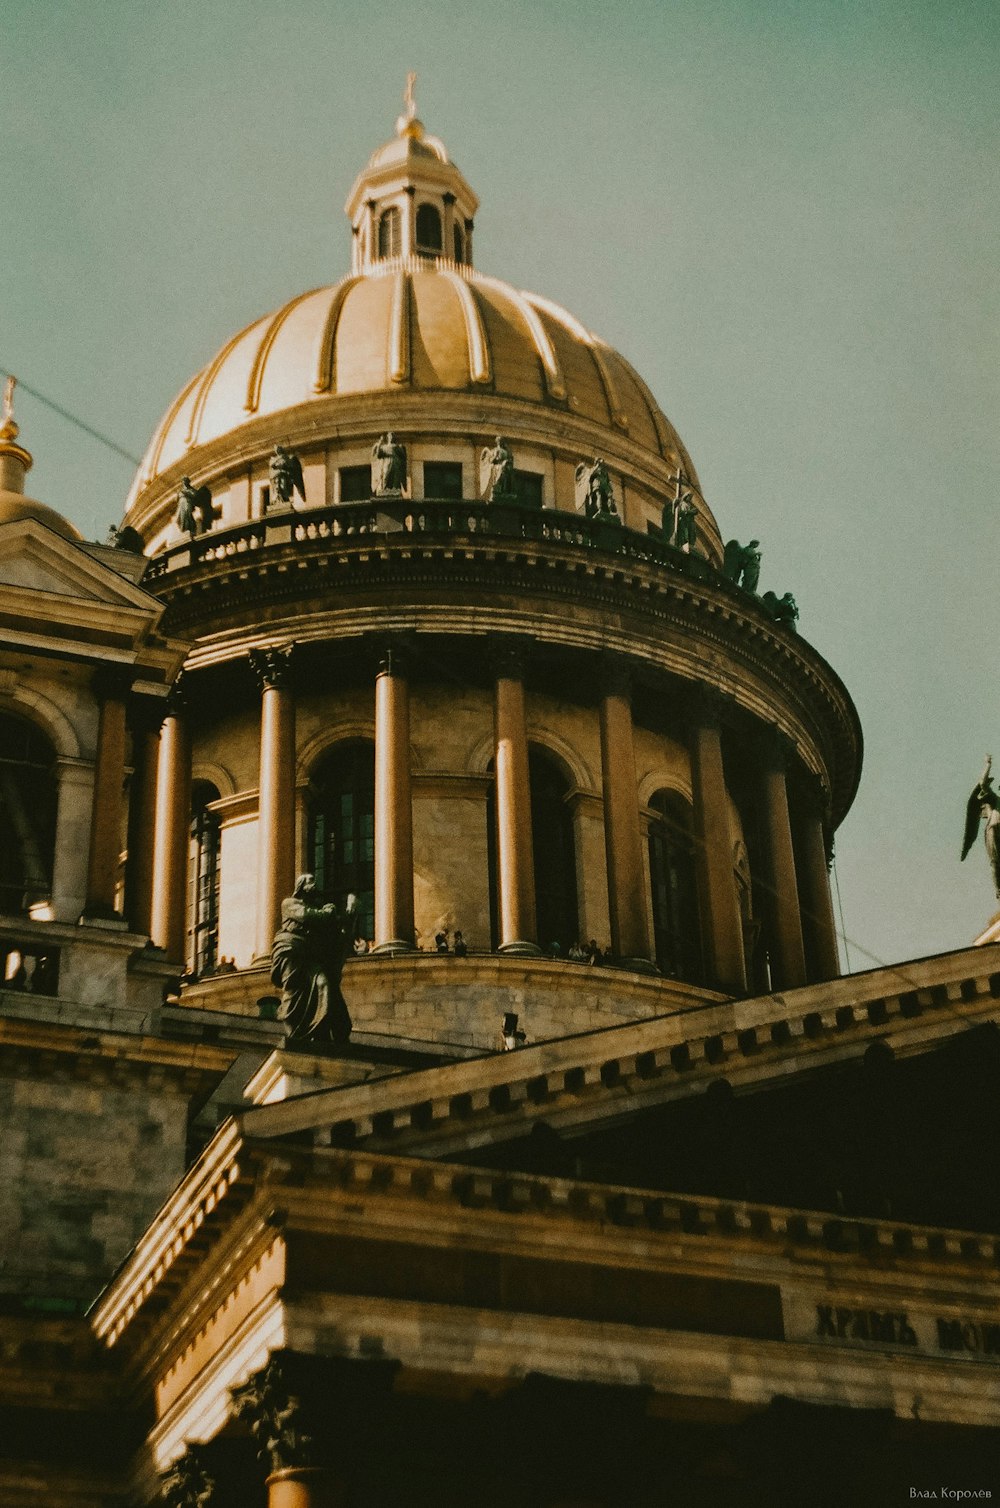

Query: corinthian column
left=373, top=643, right=414, bottom=953
left=124, top=697, right=165, bottom=936
left=84, top=668, right=131, bottom=920
left=151, top=683, right=191, bottom=961
left=689, top=699, right=747, bottom=994
left=251, top=647, right=297, bottom=961
left=759, top=733, right=807, bottom=990
left=492, top=639, right=538, bottom=953
left=599, top=659, right=652, bottom=967
left=794, top=773, right=841, bottom=982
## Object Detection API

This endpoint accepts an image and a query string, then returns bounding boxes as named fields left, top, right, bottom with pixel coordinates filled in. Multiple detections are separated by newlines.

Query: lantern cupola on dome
left=345, top=74, right=479, bottom=271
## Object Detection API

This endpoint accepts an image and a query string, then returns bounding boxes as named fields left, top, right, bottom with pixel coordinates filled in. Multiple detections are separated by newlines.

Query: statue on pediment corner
left=961, top=755, right=1000, bottom=900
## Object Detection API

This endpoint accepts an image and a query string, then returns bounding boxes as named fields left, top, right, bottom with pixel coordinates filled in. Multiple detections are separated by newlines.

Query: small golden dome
left=0, top=490, right=83, bottom=542
left=0, top=375, right=82, bottom=540
left=126, top=265, right=700, bottom=512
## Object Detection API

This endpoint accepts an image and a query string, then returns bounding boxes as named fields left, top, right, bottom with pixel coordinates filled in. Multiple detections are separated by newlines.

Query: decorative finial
left=396, top=70, right=424, bottom=139
left=0, top=375, right=18, bottom=441
left=0, top=370, right=33, bottom=489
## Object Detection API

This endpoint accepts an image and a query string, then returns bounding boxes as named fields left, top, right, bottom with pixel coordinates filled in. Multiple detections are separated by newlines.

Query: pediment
left=242, top=942, right=1000, bottom=1163
left=0, top=518, right=157, bottom=611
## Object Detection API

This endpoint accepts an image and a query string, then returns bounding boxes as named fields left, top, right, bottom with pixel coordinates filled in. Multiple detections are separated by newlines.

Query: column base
left=266, top=1466, right=345, bottom=1508
left=497, top=940, right=543, bottom=956
left=370, top=938, right=416, bottom=956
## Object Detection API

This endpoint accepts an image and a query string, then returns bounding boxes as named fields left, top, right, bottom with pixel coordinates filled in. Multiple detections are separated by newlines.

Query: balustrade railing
left=144, top=498, right=717, bottom=586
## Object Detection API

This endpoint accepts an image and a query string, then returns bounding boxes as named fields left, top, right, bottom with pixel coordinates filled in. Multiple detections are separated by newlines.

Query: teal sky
left=3, top=0, right=997, bottom=970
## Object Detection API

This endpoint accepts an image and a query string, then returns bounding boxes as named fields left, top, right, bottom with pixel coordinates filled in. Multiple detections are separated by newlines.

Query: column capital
left=686, top=684, right=735, bottom=732
left=232, top=1354, right=399, bottom=1476
left=598, top=652, right=632, bottom=699
left=159, top=1446, right=218, bottom=1507
left=757, top=723, right=798, bottom=772
left=792, top=766, right=832, bottom=819
left=232, top=1356, right=321, bottom=1476
left=91, top=665, right=133, bottom=703
left=127, top=692, right=168, bottom=737
left=376, top=634, right=413, bottom=677
left=164, top=675, right=189, bottom=718
left=250, top=645, right=295, bottom=692
left=488, top=633, right=532, bottom=680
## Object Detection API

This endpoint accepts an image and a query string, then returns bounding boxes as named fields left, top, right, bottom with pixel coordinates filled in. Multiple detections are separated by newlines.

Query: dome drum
left=118, top=106, right=859, bottom=1015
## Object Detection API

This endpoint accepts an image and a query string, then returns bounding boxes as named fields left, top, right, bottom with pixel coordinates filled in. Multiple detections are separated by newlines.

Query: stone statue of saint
left=760, top=590, right=798, bottom=629
left=269, top=445, right=306, bottom=507
left=371, top=432, right=407, bottom=496
left=575, top=458, right=619, bottom=519
left=666, top=473, right=698, bottom=551
left=722, top=538, right=761, bottom=593
left=480, top=436, right=515, bottom=501
left=175, top=477, right=213, bottom=537
left=961, top=755, right=1000, bottom=901
left=269, top=874, right=357, bottom=1049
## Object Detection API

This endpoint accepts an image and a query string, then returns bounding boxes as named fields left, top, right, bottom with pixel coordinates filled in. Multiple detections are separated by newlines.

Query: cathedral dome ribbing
left=126, top=267, right=699, bottom=505
left=124, top=105, right=713, bottom=551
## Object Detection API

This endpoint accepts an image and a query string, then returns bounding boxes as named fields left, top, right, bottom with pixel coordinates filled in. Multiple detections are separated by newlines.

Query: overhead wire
left=0, top=365, right=142, bottom=468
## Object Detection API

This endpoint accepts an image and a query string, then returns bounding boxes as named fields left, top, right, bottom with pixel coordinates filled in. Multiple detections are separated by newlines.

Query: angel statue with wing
left=961, top=755, right=1000, bottom=900
left=175, top=477, right=213, bottom=537
left=480, top=436, right=516, bottom=501
left=269, top=444, right=306, bottom=507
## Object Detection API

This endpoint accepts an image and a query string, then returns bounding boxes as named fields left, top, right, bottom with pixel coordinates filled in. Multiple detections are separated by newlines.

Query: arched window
left=529, top=749, right=578, bottom=953
left=452, top=224, right=465, bottom=264
left=378, top=206, right=401, bottom=260
left=0, top=711, right=57, bottom=915
left=415, top=203, right=443, bottom=254
left=647, top=790, right=702, bottom=982
left=189, top=782, right=221, bottom=976
left=308, top=742, right=376, bottom=944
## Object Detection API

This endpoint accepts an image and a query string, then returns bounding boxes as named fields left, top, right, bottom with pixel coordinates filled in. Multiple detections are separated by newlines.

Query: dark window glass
left=423, top=461, right=464, bottom=500
left=189, top=782, right=221, bottom=977
left=530, top=750, right=578, bottom=952
left=415, top=203, right=443, bottom=252
left=648, top=791, right=702, bottom=983
left=453, top=225, right=464, bottom=263
left=378, top=207, right=401, bottom=259
left=514, top=470, right=543, bottom=509
left=339, top=465, right=371, bottom=502
left=0, top=712, right=57, bottom=915
left=486, top=750, right=579, bottom=953
left=309, top=742, right=376, bottom=944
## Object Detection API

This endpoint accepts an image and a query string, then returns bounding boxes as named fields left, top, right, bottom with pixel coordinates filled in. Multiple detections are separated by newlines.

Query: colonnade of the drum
left=99, top=648, right=841, bottom=992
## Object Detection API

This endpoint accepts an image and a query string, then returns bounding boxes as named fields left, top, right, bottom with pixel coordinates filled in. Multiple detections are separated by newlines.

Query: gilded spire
left=396, top=69, right=424, bottom=139
left=0, top=374, right=18, bottom=442
left=0, top=373, right=34, bottom=491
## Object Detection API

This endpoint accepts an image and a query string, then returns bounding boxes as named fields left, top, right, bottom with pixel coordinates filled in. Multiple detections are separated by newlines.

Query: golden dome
left=127, top=263, right=699, bottom=508
left=0, top=490, right=83, bottom=542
